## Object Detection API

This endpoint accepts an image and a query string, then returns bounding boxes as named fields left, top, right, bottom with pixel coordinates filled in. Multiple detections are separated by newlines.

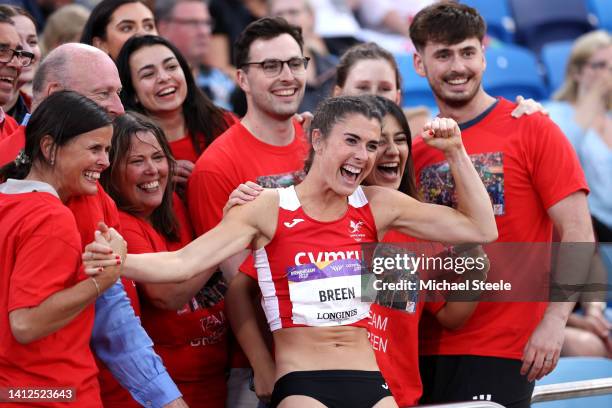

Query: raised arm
left=371, top=118, right=498, bottom=244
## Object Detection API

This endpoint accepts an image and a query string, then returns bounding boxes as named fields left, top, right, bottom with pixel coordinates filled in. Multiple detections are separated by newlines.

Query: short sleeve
left=523, top=115, right=589, bottom=210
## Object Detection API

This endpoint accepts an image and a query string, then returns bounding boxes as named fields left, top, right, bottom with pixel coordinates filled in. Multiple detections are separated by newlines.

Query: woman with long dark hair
left=101, top=112, right=229, bottom=407
left=116, top=35, right=235, bottom=187
left=0, top=90, right=122, bottom=406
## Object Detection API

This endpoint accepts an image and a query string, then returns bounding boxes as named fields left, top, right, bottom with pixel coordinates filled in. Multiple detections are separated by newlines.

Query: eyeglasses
left=169, top=17, right=215, bottom=30
left=0, top=47, right=34, bottom=67
left=241, top=57, right=310, bottom=77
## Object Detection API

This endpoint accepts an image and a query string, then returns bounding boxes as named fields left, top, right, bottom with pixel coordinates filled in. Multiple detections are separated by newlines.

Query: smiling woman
left=87, top=95, right=498, bottom=408
left=116, top=35, right=234, bottom=189
left=100, top=112, right=229, bottom=407
left=0, top=90, right=122, bottom=407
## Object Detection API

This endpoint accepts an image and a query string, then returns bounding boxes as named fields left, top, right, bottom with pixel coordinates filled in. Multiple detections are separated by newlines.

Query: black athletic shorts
left=270, top=370, right=393, bottom=408
left=420, top=355, right=535, bottom=408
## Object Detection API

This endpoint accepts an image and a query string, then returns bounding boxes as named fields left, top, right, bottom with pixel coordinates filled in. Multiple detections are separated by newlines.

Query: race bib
left=287, top=259, right=370, bottom=326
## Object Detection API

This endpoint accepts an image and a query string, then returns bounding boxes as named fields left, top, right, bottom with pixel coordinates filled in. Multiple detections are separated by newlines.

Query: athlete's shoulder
left=362, top=185, right=411, bottom=208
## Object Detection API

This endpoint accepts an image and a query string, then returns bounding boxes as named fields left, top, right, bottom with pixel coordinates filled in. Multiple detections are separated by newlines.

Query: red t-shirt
left=368, top=230, right=444, bottom=406
left=413, top=98, right=588, bottom=359
left=0, top=189, right=101, bottom=407
left=169, top=134, right=200, bottom=164
left=0, top=112, right=19, bottom=142
left=120, top=194, right=228, bottom=408
left=187, top=119, right=308, bottom=235
left=0, top=125, right=25, bottom=167
left=169, top=113, right=239, bottom=163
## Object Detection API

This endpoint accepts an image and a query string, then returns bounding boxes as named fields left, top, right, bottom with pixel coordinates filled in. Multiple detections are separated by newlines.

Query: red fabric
left=187, top=120, right=308, bottom=236
left=367, top=231, right=444, bottom=406
left=120, top=194, right=228, bottom=407
left=413, top=98, right=589, bottom=359
left=0, top=113, right=19, bottom=141
left=187, top=119, right=307, bottom=367
left=63, top=186, right=140, bottom=408
left=169, top=134, right=200, bottom=164
left=0, top=191, right=101, bottom=407
left=0, top=124, right=24, bottom=166
left=253, top=186, right=377, bottom=331
left=169, top=113, right=239, bottom=163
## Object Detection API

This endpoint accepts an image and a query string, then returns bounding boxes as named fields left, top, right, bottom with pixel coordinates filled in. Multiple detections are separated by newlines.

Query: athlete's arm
left=226, top=273, right=275, bottom=402
left=116, top=191, right=277, bottom=283
left=370, top=118, right=497, bottom=244
left=521, top=191, right=595, bottom=381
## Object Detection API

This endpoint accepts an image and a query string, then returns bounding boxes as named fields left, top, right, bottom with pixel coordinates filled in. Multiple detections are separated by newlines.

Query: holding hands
left=82, top=222, right=127, bottom=295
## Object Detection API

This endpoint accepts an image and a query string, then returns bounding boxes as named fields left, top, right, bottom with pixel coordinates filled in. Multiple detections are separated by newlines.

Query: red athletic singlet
left=254, top=186, right=378, bottom=331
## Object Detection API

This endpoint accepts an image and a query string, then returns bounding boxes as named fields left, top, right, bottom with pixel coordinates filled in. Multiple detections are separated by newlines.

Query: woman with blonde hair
left=546, top=30, right=612, bottom=358
left=547, top=30, right=611, bottom=247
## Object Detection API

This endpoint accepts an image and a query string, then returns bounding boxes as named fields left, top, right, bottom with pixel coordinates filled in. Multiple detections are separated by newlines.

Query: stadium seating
left=394, top=53, right=438, bottom=109
left=509, top=0, right=594, bottom=53
left=483, top=44, right=547, bottom=100
left=540, top=41, right=574, bottom=95
left=461, top=0, right=516, bottom=43
left=588, top=0, right=612, bottom=31
left=534, top=357, right=612, bottom=408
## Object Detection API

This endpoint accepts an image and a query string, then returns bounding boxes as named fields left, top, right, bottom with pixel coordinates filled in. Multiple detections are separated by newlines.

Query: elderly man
left=0, top=43, right=187, bottom=408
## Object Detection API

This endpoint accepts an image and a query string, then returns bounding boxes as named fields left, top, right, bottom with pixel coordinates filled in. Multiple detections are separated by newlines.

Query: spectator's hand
left=82, top=237, right=119, bottom=276
left=173, top=159, right=195, bottom=186
left=511, top=95, right=548, bottom=118
left=253, top=363, right=276, bottom=404
left=580, top=310, right=612, bottom=339
left=521, top=314, right=565, bottom=381
left=82, top=231, right=122, bottom=293
left=96, top=222, right=127, bottom=263
left=223, top=181, right=263, bottom=216
left=422, top=118, right=463, bottom=154
left=294, top=111, right=313, bottom=132
left=163, top=397, right=189, bottom=408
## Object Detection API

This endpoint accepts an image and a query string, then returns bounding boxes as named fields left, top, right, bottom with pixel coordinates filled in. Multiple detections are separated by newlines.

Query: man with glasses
left=156, top=0, right=236, bottom=110
left=187, top=16, right=309, bottom=407
left=0, top=12, right=31, bottom=139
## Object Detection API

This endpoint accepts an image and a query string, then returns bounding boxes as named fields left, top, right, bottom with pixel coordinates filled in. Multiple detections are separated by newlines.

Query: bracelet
left=91, top=277, right=101, bottom=297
